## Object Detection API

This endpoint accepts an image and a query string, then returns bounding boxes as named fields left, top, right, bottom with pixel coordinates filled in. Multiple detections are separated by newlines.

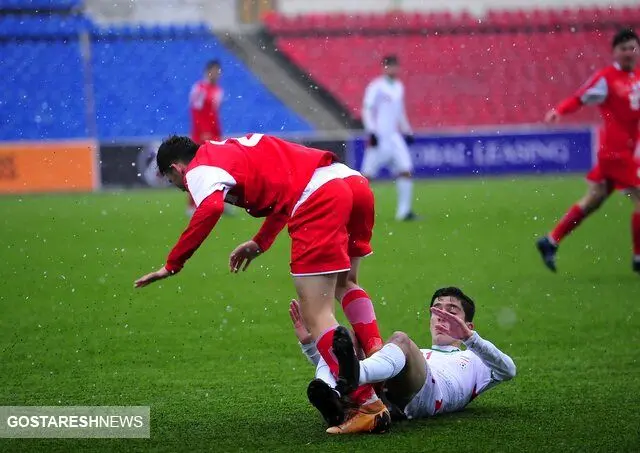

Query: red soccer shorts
left=586, top=156, right=640, bottom=190
left=288, top=174, right=374, bottom=276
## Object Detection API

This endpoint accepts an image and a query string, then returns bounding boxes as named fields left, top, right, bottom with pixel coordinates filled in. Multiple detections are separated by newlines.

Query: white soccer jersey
left=403, top=332, right=516, bottom=419
left=362, top=76, right=412, bottom=137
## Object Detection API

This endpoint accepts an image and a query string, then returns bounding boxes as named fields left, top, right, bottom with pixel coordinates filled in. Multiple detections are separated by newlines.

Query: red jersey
left=165, top=134, right=337, bottom=273
left=189, top=80, right=223, bottom=142
left=556, top=63, right=640, bottom=160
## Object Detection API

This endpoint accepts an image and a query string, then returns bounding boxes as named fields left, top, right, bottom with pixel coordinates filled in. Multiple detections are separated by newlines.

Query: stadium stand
left=264, top=6, right=640, bottom=128
left=0, top=3, right=310, bottom=140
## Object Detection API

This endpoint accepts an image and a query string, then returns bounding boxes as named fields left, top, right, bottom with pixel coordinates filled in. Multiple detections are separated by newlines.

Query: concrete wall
left=85, top=0, right=237, bottom=28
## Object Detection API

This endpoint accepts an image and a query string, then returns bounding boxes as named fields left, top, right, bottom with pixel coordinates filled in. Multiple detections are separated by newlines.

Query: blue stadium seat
left=90, top=31, right=311, bottom=139
left=0, top=20, right=311, bottom=140
left=0, top=40, right=87, bottom=140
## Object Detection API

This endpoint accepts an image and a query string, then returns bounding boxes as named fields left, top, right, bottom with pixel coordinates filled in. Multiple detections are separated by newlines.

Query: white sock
left=358, top=343, right=406, bottom=385
left=315, top=356, right=337, bottom=389
left=396, top=177, right=413, bottom=220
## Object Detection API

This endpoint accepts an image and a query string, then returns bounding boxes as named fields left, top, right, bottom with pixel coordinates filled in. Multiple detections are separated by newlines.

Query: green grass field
left=1, top=176, right=639, bottom=452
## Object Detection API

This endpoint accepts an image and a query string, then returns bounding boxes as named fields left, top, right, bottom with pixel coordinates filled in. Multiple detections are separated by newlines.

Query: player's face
left=430, top=296, right=469, bottom=345
left=206, top=66, right=221, bottom=84
left=614, top=39, right=638, bottom=71
left=384, top=63, right=399, bottom=79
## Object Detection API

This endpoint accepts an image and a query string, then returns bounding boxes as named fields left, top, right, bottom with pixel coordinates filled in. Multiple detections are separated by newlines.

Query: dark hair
left=382, top=54, right=398, bottom=66
left=156, top=135, right=199, bottom=175
left=430, top=287, right=475, bottom=322
left=205, top=59, right=221, bottom=70
left=612, top=29, right=639, bottom=48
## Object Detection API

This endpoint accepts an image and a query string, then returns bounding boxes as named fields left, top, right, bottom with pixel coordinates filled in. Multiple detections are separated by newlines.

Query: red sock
left=316, top=325, right=377, bottom=405
left=341, top=288, right=383, bottom=357
left=316, top=326, right=340, bottom=377
left=632, top=212, right=640, bottom=257
left=550, top=204, right=586, bottom=244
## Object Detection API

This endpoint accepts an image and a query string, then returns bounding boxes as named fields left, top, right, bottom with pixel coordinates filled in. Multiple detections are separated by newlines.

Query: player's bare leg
left=294, top=274, right=385, bottom=433
left=626, top=187, right=640, bottom=273
left=383, top=332, right=427, bottom=411
left=335, top=259, right=383, bottom=357
left=537, top=181, right=612, bottom=271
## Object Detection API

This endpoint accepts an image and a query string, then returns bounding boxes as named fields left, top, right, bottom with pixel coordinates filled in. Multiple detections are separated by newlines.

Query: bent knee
left=389, top=331, right=412, bottom=350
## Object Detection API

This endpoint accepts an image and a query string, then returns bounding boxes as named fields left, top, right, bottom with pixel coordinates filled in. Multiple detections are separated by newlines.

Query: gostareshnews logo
left=0, top=406, right=150, bottom=438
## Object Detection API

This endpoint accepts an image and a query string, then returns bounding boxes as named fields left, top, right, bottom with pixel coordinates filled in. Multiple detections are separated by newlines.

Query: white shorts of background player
left=360, top=132, right=413, bottom=178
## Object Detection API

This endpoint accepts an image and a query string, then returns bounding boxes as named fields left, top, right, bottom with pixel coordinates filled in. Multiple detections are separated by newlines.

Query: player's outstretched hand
left=289, top=299, right=312, bottom=344
left=544, top=108, right=560, bottom=124
left=229, top=240, right=261, bottom=273
left=430, top=307, right=473, bottom=341
left=134, top=266, right=171, bottom=288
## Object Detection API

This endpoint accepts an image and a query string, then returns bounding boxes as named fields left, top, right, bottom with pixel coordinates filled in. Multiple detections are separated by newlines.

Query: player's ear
left=466, top=321, right=474, bottom=331
left=170, top=163, right=184, bottom=175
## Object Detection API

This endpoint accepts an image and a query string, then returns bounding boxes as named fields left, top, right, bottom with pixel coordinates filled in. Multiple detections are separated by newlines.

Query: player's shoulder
left=367, top=76, right=385, bottom=88
left=596, top=64, right=622, bottom=78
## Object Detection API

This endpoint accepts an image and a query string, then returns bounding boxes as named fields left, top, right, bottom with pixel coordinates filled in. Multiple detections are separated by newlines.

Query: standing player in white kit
left=362, top=55, right=417, bottom=221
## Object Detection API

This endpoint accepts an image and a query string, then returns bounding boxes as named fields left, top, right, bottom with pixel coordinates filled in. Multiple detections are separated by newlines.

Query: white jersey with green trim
left=404, top=332, right=516, bottom=418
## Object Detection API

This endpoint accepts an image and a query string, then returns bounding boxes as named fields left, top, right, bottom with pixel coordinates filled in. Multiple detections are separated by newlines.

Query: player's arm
left=228, top=212, right=288, bottom=273
left=362, top=81, right=379, bottom=146
left=289, top=299, right=321, bottom=366
left=546, top=71, right=608, bottom=122
left=430, top=307, right=516, bottom=382
left=463, top=331, right=516, bottom=382
left=135, top=166, right=234, bottom=287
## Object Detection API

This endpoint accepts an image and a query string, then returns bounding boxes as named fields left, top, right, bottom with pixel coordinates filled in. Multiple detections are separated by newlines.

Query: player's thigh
left=388, top=134, right=413, bottom=175
left=384, top=332, right=427, bottom=408
left=344, top=175, right=375, bottom=260
left=294, top=273, right=339, bottom=337
left=288, top=178, right=352, bottom=277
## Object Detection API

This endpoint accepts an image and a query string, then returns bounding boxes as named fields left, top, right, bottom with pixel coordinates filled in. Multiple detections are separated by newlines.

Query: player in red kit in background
left=537, top=29, right=640, bottom=274
left=187, top=60, right=224, bottom=217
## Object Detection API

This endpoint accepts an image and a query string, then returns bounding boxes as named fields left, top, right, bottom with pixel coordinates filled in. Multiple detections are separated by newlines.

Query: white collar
left=430, top=344, right=461, bottom=353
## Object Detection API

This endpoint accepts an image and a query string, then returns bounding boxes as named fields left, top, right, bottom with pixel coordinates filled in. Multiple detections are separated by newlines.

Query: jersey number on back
left=209, top=134, right=264, bottom=147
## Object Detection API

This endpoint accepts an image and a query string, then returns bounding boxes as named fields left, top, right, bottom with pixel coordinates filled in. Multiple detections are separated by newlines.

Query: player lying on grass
left=537, top=29, right=640, bottom=274
left=134, top=134, right=389, bottom=433
left=290, top=287, right=516, bottom=432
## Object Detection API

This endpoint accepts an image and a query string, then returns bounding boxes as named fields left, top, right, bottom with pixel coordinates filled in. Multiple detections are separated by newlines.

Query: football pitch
left=1, top=176, right=638, bottom=452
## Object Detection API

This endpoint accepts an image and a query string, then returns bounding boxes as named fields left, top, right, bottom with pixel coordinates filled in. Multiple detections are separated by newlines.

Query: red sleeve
left=252, top=212, right=289, bottom=252
left=165, top=191, right=225, bottom=274
left=556, top=71, right=607, bottom=115
left=556, top=96, right=582, bottom=115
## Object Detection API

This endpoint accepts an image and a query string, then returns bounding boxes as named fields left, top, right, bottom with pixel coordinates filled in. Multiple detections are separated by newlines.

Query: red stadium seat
left=265, top=6, right=640, bottom=127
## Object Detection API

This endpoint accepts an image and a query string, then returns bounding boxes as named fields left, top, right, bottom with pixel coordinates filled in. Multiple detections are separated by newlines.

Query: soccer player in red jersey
left=537, top=29, right=640, bottom=274
left=134, top=134, right=390, bottom=433
left=187, top=60, right=224, bottom=216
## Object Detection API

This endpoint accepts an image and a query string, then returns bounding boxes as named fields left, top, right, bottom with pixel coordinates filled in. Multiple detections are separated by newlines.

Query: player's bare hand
left=544, top=108, right=560, bottom=123
left=289, top=299, right=312, bottom=344
left=135, top=266, right=171, bottom=288
left=430, top=307, right=473, bottom=341
left=229, top=240, right=261, bottom=273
